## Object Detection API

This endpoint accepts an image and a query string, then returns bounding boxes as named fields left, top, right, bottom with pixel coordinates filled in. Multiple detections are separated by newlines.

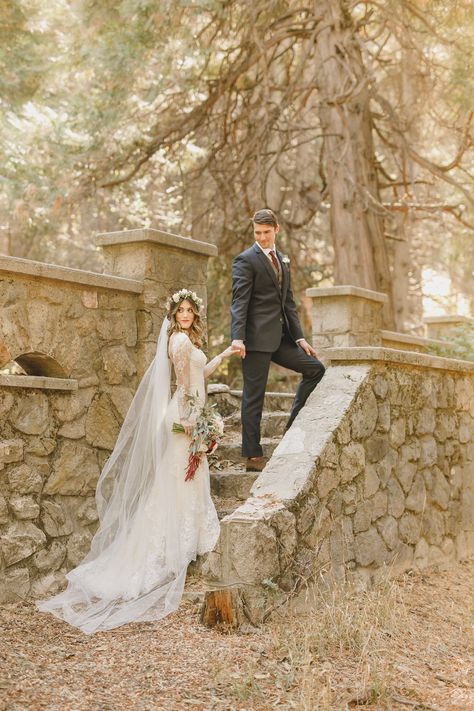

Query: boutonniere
left=281, top=254, right=290, bottom=265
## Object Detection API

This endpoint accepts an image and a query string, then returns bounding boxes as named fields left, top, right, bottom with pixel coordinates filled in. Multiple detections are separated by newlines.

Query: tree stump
left=200, top=588, right=242, bottom=629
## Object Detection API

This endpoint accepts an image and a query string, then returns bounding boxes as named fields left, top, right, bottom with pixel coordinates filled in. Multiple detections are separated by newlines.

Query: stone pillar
left=97, top=228, right=218, bottom=375
left=424, top=315, right=474, bottom=341
left=305, top=285, right=387, bottom=349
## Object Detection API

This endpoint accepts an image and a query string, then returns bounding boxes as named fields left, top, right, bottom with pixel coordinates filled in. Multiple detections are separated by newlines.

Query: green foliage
left=427, top=324, right=474, bottom=362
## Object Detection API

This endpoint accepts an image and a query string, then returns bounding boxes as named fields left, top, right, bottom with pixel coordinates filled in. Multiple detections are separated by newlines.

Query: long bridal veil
left=37, top=317, right=192, bottom=634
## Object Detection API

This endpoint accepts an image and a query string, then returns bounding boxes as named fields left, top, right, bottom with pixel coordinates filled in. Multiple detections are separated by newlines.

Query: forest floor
left=1, top=561, right=473, bottom=711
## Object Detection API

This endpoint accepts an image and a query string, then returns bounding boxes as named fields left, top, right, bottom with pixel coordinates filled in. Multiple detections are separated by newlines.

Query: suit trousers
left=241, top=331, right=326, bottom=457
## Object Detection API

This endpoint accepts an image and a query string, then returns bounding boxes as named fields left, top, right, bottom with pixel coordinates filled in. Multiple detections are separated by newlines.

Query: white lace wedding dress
left=37, top=325, right=221, bottom=634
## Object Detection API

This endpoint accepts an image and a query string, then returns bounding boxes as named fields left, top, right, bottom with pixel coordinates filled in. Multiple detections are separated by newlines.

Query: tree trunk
left=314, top=0, right=395, bottom=327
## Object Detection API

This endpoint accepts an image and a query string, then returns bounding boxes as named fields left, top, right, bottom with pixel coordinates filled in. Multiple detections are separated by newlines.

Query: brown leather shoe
left=246, top=456, right=268, bottom=472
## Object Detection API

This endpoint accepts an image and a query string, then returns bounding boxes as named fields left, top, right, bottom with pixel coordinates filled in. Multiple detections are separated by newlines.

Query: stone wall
left=203, top=349, right=474, bottom=625
left=0, top=230, right=216, bottom=602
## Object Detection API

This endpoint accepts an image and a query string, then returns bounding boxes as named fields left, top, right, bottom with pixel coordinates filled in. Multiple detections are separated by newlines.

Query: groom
left=231, top=208, right=326, bottom=472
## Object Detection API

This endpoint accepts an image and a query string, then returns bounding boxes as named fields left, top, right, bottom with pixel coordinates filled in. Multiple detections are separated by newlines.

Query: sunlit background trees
left=2, top=0, right=473, bottom=352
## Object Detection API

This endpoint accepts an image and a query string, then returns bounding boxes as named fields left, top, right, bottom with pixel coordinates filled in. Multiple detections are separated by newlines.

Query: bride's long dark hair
left=167, top=298, right=204, bottom=349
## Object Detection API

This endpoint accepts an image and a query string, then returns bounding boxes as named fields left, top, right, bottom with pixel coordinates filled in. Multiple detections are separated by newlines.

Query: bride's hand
left=221, top=344, right=242, bottom=359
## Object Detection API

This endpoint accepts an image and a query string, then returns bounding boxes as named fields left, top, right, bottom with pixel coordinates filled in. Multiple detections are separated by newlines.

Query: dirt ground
left=1, top=562, right=473, bottom=711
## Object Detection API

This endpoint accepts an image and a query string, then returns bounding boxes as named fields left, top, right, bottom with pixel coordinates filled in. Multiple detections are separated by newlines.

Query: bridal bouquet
left=172, top=400, right=224, bottom=481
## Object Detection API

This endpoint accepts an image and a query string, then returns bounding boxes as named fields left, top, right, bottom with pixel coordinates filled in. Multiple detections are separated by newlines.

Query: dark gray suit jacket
left=231, top=243, right=304, bottom=352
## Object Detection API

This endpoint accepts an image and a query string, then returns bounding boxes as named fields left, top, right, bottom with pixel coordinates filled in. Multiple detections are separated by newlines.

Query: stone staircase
left=184, top=387, right=293, bottom=597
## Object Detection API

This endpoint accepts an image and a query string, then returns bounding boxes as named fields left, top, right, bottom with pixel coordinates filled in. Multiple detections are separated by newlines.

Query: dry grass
left=1, top=562, right=473, bottom=710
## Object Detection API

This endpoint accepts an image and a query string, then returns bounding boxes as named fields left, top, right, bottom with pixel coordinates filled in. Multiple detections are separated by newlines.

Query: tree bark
left=314, top=0, right=395, bottom=327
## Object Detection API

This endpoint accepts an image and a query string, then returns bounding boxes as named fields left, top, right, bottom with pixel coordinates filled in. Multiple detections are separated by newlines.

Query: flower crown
left=165, top=288, right=203, bottom=312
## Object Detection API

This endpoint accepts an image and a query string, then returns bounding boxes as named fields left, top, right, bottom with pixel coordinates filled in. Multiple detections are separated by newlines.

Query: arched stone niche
left=0, top=352, right=68, bottom=379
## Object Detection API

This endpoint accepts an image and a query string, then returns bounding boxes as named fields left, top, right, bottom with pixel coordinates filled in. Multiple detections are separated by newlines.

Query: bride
left=37, top=288, right=238, bottom=634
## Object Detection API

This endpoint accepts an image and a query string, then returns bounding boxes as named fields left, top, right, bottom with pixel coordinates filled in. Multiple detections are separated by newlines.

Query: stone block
left=405, top=474, right=427, bottom=513
left=461, top=487, right=474, bottom=530
left=40, top=500, right=74, bottom=537
left=389, top=418, right=406, bottom=448
left=376, top=515, right=399, bottom=550
left=0, top=494, right=9, bottom=525
left=391, top=542, right=414, bottom=574
left=327, top=489, right=343, bottom=516
left=456, top=530, right=474, bottom=561
left=296, top=495, right=319, bottom=535
left=435, top=412, right=457, bottom=442
left=25, top=438, right=55, bottom=457
left=399, top=513, right=421, bottom=545
left=0, top=439, right=24, bottom=464
left=67, top=531, right=93, bottom=567
left=97, top=310, right=137, bottom=346
left=459, top=412, right=473, bottom=443
left=422, top=510, right=445, bottom=547
left=354, top=527, right=389, bottom=567
left=399, top=440, right=420, bottom=465
left=0, top=391, right=15, bottom=419
left=0, top=567, right=30, bottom=603
left=58, top=417, right=86, bottom=439
left=387, top=478, right=405, bottom=519
left=52, top=387, right=95, bottom=423
left=107, top=386, right=135, bottom=419
left=30, top=572, right=66, bottom=598
left=340, top=443, right=365, bottom=483
left=415, top=408, right=436, bottom=435
left=397, top=461, right=416, bottom=494
left=33, top=540, right=67, bottom=572
left=10, top=393, right=50, bottom=435
left=9, top=495, right=40, bottom=520
left=371, top=490, right=388, bottom=520
left=413, top=537, right=429, bottom=569
left=351, top=388, right=378, bottom=440
left=0, top=521, right=46, bottom=566
left=419, top=437, right=437, bottom=468
left=44, top=441, right=100, bottom=495
left=365, top=434, right=390, bottom=463
left=102, top=345, right=137, bottom=385
left=305, top=506, right=331, bottom=548
left=8, top=464, right=43, bottom=494
left=354, top=501, right=372, bottom=533
left=431, top=467, right=450, bottom=510
left=373, top=375, right=388, bottom=399
left=377, top=401, right=390, bottom=433
left=228, top=520, right=280, bottom=583
left=85, top=394, right=121, bottom=450
left=376, top=448, right=398, bottom=487
left=77, top=497, right=99, bottom=525
left=317, top=467, right=340, bottom=499
left=364, top=465, right=380, bottom=497
left=336, top=418, right=351, bottom=446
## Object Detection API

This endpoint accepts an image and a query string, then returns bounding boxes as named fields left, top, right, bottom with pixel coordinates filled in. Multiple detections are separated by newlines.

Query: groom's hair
left=252, top=208, right=278, bottom=227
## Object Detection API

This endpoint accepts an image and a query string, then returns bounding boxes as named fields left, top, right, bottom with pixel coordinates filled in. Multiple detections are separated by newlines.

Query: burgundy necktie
left=269, top=249, right=280, bottom=274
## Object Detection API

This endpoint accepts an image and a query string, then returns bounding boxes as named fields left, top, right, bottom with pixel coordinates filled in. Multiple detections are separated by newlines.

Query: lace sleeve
left=203, top=355, right=222, bottom=379
left=169, top=333, right=197, bottom=427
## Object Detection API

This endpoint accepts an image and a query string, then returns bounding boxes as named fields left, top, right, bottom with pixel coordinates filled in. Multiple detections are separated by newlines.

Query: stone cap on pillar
left=96, top=228, right=217, bottom=257
left=96, top=228, right=218, bottom=280
left=424, top=314, right=474, bottom=340
left=306, top=284, right=388, bottom=303
left=305, top=284, right=388, bottom=348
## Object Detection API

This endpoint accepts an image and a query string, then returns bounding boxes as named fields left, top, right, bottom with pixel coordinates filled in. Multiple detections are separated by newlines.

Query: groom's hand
left=232, top=339, right=246, bottom=358
left=297, top=338, right=318, bottom=358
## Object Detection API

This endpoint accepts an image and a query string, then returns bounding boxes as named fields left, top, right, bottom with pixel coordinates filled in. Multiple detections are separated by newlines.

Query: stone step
left=230, top=389, right=295, bottom=412
left=224, top=410, right=288, bottom=438
left=210, top=465, right=258, bottom=500
left=214, top=496, right=244, bottom=520
left=213, top=437, right=280, bottom=465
